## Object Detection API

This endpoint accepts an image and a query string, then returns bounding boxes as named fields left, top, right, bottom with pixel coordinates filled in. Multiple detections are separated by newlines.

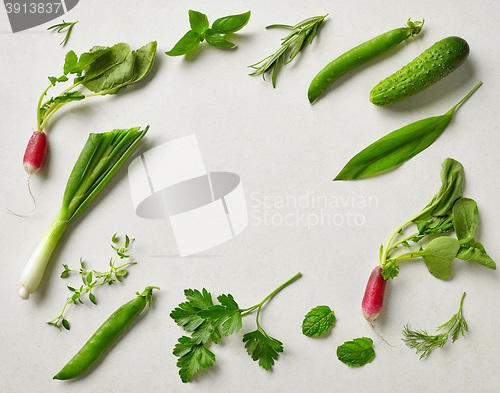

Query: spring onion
left=19, top=126, right=148, bottom=299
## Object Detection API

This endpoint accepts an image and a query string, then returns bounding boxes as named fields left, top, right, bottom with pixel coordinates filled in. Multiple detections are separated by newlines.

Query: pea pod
left=53, top=286, right=159, bottom=380
left=370, top=36, right=470, bottom=106
left=308, top=19, right=423, bottom=103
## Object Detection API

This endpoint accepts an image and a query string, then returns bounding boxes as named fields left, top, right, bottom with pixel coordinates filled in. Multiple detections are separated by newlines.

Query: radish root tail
left=6, top=175, right=37, bottom=217
left=369, top=321, right=395, bottom=347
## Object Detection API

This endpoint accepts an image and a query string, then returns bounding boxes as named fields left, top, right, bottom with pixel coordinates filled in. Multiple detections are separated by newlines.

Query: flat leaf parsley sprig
left=47, top=234, right=137, bottom=330
left=170, top=272, right=302, bottom=382
left=249, top=14, right=328, bottom=87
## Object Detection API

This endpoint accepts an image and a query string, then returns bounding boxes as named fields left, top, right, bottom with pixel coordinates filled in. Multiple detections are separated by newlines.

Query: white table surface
left=1, top=0, right=499, bottom=392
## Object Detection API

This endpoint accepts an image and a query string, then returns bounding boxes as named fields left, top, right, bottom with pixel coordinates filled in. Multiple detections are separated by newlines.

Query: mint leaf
left=302, top=305, right=335, bottom=337
left=166, top=30, right=202, bottom=56
left=212, top=11, right=251, bottom=34
left=337, top=337, right=375, bottom=367
left=243, top=330, right=283, bottom=371
left=188, top=10, right=209, bottom=34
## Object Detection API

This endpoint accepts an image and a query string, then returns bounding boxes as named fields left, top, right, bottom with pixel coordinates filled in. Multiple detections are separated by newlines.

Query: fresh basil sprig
left=166, top=10, right=251, bottom=56
left=334, top=82, right=482, bottom=181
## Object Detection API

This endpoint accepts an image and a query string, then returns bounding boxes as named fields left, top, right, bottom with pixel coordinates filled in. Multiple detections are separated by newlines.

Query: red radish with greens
left=361, top=159, right=496, bottom=329
left=25, top=41, right=157, bottom=175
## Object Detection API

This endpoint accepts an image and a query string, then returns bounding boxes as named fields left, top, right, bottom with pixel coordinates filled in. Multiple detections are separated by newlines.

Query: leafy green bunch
left=379, top=158, right=495, bottom=281
left=170, top=273, right=301, bottom=382
left=47, top=234, right=137, bottom=330
left=166, top=10, right=251, bottom=56
left=37, top=41, right=157, bottom=131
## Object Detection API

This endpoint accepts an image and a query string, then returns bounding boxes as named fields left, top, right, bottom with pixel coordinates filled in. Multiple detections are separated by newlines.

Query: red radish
left=23, top=131, right=47, bottom=175
left=362, top=265, right=387, bottom=324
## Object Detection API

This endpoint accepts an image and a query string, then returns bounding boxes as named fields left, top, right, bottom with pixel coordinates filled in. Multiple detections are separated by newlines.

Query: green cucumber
left=370, top=36, right=469, bottom=106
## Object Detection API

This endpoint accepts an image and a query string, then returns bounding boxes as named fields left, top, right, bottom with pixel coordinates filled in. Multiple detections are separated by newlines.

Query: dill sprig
left=403, top=292, right=468, bottom=359
left=249, top=14, right=327, bottom=87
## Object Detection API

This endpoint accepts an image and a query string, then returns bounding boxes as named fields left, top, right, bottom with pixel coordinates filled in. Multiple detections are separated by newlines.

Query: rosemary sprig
left=249, top=14, right=327, bottom=87
left=403, top=292, right=468, bottom=359
left=47, top=20, right=78, bottom=46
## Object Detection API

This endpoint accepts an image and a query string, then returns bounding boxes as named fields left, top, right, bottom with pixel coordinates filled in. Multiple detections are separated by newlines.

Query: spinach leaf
left=82, top=41, right=157, bottom=94
left=421, top=237, right=460, bottom=280
left=453, top=198, right=478, bottom=240
left=456, top=242, right=496, bottom=269
left=413, top=158, right=464, bottom=232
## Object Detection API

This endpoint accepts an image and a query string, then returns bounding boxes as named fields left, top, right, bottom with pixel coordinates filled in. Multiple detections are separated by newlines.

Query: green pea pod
left=308, top=19, right=423, bottom=103
left=53, top=286, right=159, bottom=380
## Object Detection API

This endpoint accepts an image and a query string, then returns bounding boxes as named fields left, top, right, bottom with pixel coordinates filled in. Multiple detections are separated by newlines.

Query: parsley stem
left=241, top=272, right=302, bottom=317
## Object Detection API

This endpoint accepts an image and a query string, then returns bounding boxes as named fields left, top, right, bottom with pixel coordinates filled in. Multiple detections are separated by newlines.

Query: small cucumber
left=370, top=36, right=469, bottom=106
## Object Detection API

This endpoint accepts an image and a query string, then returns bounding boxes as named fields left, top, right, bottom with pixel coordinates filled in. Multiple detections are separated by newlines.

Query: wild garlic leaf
left=337, top=337, right=375, bottom=367
left=421, top=237, right=460, bottom=279
left=453, top=198, right=479, bottom=241
left=211, top=11, right=251, bottom=34
left=243, top=330, right=283, bottom=371
left=302, top=305, right=335, bottom=337
left=166, top=30, right=202, bottom=56
left=334, top=83, right=481, bottom=181
left=189, top=10, right=209, bottom=34
left=205, top=29, right=236, bottom=49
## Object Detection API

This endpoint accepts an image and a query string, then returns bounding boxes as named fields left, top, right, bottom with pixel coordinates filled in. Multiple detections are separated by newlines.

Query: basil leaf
left=302, top=305, right=335, bottom=337
left=334, top=83, right=481, bottom=181
left=457, top=242, right=496, bottom=270
left=453, top=198, right=479, bottom=241
left=205, top=29, right=236, bottom=49
left=189, top=10, right=209, bottom=34
left=337, top=337, right=375, bottom=367
left=212, top=11, right=251, bottom=34
left=421, top=237, right=460, bottom=280
left=166, top=30, right=202, bottom=56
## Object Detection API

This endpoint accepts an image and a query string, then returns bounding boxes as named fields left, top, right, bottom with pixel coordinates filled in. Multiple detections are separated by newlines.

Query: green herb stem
left=241, top=272, right=302, bottom=317
left=446, top=81, right=482, bottom=114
